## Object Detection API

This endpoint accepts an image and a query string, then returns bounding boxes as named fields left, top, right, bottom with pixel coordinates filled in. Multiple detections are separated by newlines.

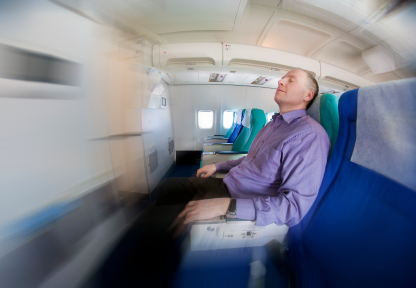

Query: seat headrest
left=350, top=78, right=416, bottom=191
left=235, top=109, right=243, bottom=125
left=306, top=94, right=322, bottom=123
left=241, top=108, right=252, bottom=128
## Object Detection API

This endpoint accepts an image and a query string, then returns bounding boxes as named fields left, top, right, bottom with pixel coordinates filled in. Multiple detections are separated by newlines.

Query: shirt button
left=262, top=140, right=265, bottom=143
left=238, top=165, right=241, bottom=168
left=252, top=156, right=255, bottom=159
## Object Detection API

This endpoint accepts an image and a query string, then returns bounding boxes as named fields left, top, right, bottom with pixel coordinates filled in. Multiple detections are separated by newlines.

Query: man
left=88, top=69, right=329, bottom=288
left=176, top=69, right=330, bottom=227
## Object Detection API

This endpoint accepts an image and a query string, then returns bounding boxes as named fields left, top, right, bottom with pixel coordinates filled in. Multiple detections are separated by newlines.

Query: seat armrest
left=204, top=143, right=233, bottom=146
left=192, top=216, right=251, bottom=224
left=215, top=151, right=248, bottom=155
left=205, top=137, right=229, bottom=140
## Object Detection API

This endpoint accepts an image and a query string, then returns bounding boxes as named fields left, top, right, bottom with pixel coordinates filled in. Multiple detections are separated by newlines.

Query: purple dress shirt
left=215, top=109, right=330, bottom=227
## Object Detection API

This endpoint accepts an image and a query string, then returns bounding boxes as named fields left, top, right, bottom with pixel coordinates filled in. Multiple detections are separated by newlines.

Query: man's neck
left=279, top=105, right=306, bottom=115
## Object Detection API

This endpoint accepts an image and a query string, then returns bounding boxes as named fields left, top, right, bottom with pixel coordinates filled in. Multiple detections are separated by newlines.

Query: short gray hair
left=300, top=69, right=319, bottom=109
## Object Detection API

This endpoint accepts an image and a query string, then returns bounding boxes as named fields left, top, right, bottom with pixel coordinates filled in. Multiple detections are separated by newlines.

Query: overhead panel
left=262, top=20, right=333, bottom=56
left=369, top=1, right=416, bottom=64
left=223, top=43, right=321, bottom=78
left=178, top=73, right=198, bottom=84
left=157, top=43, right=222, bottom=68
left=319, top=62, right=371, bottom=91
left=362, top=45, right=395, bottom=74
left=159, top=5, right=274, bottom=46
left=248, top=0, right=280, bottom=6
left=224, top=72, right=250, bottom=85
left=116, top=0, right=247, bottom=34
left=313, top=36, right=372, bottom=75
left=291, top=0, right=379, bottom=26
left=242, top=75, right=261, bottom=85
left=280, top=0, right=359, bottom=31
left=198, top=73, right=210, bottom=83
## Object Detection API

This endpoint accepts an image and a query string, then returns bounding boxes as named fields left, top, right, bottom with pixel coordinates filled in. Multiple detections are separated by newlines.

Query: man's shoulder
left=300, top=115, right=330, bottom=141
left=287, top=115, right=329, bottom=142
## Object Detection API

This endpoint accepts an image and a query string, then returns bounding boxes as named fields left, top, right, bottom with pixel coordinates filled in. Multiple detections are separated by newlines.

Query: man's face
left=274, top=70, right=310, bottom=109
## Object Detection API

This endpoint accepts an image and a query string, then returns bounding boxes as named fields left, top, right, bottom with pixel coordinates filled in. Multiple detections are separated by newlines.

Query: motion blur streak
left=0, top=1, right=144, bottom=287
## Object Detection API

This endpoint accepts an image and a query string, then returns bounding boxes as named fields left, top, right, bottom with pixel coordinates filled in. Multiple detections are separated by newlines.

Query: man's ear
left=304, top=90, right=314, bottom=102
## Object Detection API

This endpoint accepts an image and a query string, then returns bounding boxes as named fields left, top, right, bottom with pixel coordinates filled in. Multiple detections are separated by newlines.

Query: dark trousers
left=85, top=177, right=230, bottom=288
left=155, top=177, right=231, bottom=205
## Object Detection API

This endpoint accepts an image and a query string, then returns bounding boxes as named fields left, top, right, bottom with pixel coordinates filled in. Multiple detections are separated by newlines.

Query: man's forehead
left=283, top=69, right=305, bottom=79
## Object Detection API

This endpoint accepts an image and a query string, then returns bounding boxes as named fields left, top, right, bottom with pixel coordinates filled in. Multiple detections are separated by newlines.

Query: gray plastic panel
left=149, top=148, right=159, bottom=173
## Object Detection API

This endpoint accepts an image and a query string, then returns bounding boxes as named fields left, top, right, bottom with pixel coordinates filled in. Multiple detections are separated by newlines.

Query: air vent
left=322, top=76, right=359, bottom=91
left=228, top=58, right=316, bottom=78
left=166, top=57, right=215, bottom=67
left=187, top=68, right=194, bottom=71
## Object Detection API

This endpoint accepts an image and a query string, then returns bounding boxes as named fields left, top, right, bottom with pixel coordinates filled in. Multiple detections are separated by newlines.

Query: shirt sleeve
left=236, top=132, right=330, bottom=227
left=215, top=156, right=246, bottom=172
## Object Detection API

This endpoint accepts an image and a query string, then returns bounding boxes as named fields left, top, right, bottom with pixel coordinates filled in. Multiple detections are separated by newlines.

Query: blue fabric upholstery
left=227, top=109, right=245, bottom=144
left=288, top=85, right=416, bottom=287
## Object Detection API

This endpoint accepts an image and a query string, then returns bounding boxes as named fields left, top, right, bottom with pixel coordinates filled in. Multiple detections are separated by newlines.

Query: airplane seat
left=206, top=111, right=236, bottom=139
left=203, top=109, right=244, bottom=144
left=202, top=108, right=248, bottom=153
left=307, top=93, right=339, bottom=158
left=240, top=108, right=267, bottom=151
left=288, top=78, right=416, bottom=288
left=201, top=108, right=266, bottom=166
left=211, top=109, right=267, bottom=178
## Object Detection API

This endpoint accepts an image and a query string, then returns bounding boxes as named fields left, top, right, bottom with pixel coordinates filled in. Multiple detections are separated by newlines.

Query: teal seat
left=320, top=94, right=339, bottom=157
left=239, top=109, right=267, bottom=152
left=226, top=108, right=266, bottom=152
left=201, top=108, right=266, bottom=167
left=307, top=93, right=339, bottom=158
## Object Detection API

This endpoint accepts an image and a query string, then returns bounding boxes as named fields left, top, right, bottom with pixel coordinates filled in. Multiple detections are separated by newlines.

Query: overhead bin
left=222, top=43, right=321, bottom=78
left=319, top=62, right=371, bottom=91
left=153, top=43, right=223, bottom=68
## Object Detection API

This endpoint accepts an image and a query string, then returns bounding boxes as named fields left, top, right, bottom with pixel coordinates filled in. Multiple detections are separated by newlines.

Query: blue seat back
left=289, top=79, right=416, bottom=288
left=227, top=109, right=245, bottom=143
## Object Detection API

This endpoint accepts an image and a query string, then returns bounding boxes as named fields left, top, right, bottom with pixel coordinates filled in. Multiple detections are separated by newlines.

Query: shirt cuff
left=215, top=162, right=229, bottom=172
left=236, top=199, right=255, bottom=220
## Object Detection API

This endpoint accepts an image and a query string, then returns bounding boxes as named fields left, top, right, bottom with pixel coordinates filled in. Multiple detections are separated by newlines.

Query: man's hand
left=196, top=164, right=217, bottom=178
left=178, top=198, right=231, bottom=224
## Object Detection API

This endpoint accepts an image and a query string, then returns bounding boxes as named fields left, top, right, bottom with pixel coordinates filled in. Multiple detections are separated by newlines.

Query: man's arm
left=179, top=198, right=231, bottom=224
left=182, top=132, right=328, bottom=226
left=236, top=132, right=329, bottom=227
left=215, top=156, right=245, bottom=172
left=196, top=156, right=246, bottom=178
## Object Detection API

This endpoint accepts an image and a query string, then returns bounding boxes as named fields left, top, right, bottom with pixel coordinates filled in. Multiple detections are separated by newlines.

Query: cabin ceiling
left=54, top=0, right=416, bottom=83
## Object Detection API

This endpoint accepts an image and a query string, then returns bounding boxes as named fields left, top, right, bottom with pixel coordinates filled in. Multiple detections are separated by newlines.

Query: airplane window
left=198, top=110, right=213, bottom=129
left=223, top=110, right=234, bottom=129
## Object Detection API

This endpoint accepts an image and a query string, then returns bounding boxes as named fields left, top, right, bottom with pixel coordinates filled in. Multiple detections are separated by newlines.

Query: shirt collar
left=273, top=109, right=306, bottom=124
